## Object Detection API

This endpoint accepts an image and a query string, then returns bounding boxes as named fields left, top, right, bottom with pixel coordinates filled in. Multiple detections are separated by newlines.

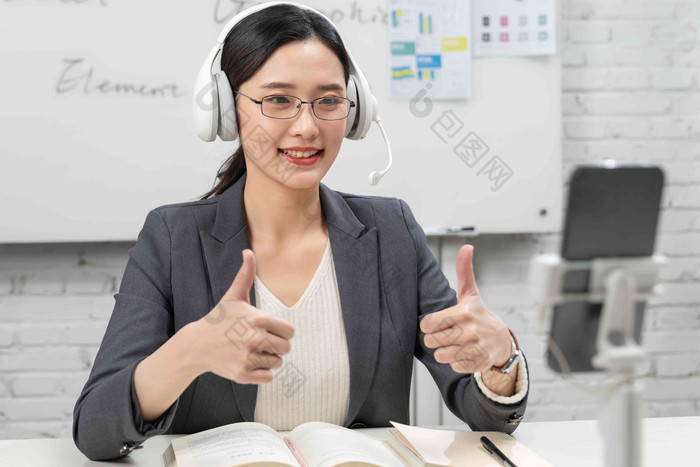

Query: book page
left=289, top=422, right=405, bottom=467
left=171, top=422, right=301, bottom=467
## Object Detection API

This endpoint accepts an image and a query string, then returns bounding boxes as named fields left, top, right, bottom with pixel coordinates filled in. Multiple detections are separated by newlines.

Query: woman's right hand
left=188, top=248, right=295, bottom=384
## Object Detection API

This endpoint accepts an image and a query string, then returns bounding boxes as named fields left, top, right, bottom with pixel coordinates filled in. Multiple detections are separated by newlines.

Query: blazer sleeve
left=72, top=209, right=180, bottom=460
left=399, top=199, right=529, bottom=434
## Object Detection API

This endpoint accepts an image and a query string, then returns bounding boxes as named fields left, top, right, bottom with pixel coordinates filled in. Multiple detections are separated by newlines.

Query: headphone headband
left=192, top=1, right=375, bottom=143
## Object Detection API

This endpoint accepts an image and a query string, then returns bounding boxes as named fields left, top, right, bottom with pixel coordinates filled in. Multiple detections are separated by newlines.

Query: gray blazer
left=72, top=171, right=529, bottom=461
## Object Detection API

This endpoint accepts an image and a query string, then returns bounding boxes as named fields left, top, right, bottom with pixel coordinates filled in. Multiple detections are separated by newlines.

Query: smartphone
left=546, top=161, right=665, bottom=373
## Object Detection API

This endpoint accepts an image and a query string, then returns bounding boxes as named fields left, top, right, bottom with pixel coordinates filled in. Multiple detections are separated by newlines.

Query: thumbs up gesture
left=419, top=245, right=513, bottom=375
left=190, top=249, right=295, bottom=384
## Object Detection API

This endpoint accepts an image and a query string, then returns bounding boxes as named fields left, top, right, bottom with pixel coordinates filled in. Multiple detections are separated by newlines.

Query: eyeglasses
left=234, top=90, right=355, bottom=120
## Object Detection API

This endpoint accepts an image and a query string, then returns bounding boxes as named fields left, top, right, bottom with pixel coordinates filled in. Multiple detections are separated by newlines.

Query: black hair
left=198, top=4, right=351, bottom=200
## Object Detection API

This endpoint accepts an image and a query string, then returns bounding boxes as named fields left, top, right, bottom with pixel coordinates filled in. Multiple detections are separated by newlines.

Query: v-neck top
left=253, top=237, right=332, bottom=309
left=252, top=238, right=351, bottom=430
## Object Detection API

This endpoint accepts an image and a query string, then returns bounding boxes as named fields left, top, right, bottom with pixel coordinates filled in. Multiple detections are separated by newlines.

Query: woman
left=72, top=3, right=528, bottom=461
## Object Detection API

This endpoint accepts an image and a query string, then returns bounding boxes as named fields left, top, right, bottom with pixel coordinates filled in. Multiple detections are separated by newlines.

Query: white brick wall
left=489, top=0, right=700, bottom=423
left=0, top=248, right=121, bottom=439
left=1, top=0, right=699, bottom=440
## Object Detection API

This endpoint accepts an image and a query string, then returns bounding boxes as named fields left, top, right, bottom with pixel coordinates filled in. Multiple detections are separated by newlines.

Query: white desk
left=0, top=417, right=697, bottom=466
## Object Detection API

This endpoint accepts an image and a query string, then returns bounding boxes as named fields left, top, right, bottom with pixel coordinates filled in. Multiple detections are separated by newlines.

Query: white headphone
left=192, top=1, right=392, bottom=186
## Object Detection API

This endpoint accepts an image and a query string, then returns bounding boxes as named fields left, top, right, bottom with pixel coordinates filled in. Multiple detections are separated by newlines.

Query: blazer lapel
left=319, top=184, right=381, bottom=428
left=199, top=173, right=257, bottom=422
left=199, top=172, right=381, bottom=427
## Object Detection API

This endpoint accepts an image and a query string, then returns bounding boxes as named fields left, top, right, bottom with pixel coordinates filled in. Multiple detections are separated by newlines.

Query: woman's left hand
left=420, top=244, right=513, bottom=374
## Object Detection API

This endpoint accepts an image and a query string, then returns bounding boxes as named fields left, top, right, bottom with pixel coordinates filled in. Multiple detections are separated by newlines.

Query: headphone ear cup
left=193, top=46, right=223, bottom=142
left=345, top=69, right=373, bottom=140
left=193, top=72, right=219, bottom=142
left=344, top=76, right=359, bottom=139
left=215, top=71, right=238, bottom=141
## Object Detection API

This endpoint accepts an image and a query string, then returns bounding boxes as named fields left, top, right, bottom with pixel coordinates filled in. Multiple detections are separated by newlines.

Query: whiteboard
left=0, top=0, right=561, bottom=243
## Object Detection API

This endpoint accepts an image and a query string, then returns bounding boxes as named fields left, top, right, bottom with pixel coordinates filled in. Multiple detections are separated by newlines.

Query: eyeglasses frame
left=234, top=90, right=356, bottom=121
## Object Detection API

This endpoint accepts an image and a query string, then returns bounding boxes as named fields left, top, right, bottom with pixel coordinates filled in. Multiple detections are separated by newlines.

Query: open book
left=161, top=421, right=406, bottom=467
left=161, top=420, right=552, bottom=467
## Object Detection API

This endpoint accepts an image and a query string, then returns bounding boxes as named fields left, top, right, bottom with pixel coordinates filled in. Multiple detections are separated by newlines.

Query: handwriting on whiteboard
left=213, top=0, right=388, bottom=26
left=2, top=0, right=109, bottom=6
left=55, top=58, right=185, bottom=98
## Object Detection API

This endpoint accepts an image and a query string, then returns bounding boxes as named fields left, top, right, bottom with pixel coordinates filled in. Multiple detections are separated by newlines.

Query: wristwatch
left=492, top=329, right=521, bottom=374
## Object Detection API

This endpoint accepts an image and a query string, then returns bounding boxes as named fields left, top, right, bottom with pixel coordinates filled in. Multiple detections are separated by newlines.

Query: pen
left=480, top=436, right=518, bottom=467
left=445, top=226, right=475, bottom=233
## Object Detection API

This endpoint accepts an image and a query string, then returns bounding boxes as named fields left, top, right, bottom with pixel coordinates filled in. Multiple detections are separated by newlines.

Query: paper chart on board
left=388, top=0, right=472, bottom=100
left=473, top=0, right=557, bottom=57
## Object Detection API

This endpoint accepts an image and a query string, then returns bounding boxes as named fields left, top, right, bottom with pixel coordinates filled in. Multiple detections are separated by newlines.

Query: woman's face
left=235, top=37, right=348, bottom=189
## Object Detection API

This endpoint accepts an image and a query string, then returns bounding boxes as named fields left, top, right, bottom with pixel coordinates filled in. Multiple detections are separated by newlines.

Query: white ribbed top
left=252, top=238, right=351, bottom=431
